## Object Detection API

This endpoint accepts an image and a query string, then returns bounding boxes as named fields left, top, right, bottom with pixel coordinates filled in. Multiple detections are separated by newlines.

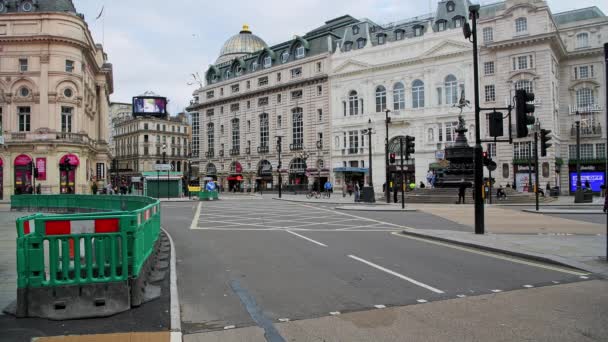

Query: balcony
left=257, top=145, right=269, bottom=154
left=230, top=148, right=240, bottom=156
left=290, top=143, right=304, bottom=151
left=569, top=104, right=603, bottom=115
left=571, top=123, right=602, bottom=137
left=6, top=131, right=100, bottom=147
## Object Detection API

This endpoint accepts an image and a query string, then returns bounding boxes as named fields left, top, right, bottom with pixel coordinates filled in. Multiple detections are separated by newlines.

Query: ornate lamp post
left=361, top=119, right=376, bottom=203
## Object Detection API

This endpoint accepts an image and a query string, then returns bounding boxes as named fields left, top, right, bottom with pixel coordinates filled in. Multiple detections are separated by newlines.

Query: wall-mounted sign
left=35, top=158, right=47, bottom=180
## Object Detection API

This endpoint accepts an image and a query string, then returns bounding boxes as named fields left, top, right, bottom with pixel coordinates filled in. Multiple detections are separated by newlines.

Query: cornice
left=482, top=32, right=567, bottom=57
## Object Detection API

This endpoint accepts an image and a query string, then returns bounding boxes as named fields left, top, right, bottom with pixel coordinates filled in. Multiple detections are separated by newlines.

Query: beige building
left=109, top=102, right=132, bottom=157
left=112, top=114, right=191, bottom=182
left=0, top=0, right=113, bottom=198
left=188, top=22, right=347, bottom=191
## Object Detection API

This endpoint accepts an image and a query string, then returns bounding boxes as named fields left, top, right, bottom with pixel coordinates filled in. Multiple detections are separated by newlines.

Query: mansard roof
left=0, top=0, right=77, bottom=14
left=553, top=6, right=606, bottom=26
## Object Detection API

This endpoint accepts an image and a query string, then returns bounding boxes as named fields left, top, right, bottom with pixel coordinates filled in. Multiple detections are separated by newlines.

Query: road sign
left=154, top=164, right=171, bottom=171
left=206, top=182, right=216, bottom=191
left=487, top=161, right=497, bottom=172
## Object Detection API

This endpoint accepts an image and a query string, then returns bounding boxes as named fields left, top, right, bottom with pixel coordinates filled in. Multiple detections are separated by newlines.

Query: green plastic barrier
left=198, top=190, right=219, bottom=201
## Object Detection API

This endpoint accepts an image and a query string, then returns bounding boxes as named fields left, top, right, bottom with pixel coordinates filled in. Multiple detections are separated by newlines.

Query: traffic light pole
left=385, top=109, right=390, bottom=203
left=604, top=42, right=608, bottom=262
left=470, top=5, right=484, bottom=234
left=535, top=131, right=540, bottom=211
left=277, top=136, right=282, bottom=199
left=400, top=138, right=405, bottom=209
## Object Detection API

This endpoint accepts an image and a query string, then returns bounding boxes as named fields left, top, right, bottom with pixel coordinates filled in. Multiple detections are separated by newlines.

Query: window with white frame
left=348, top=131, right=359, bottom=153
left=445, top=121, right=458, bottom=142
left=231, top=118, right=240, bottom=151
left=65, top=60, right=74, bottom=73
left=596, top=143, right=606, bottom=159
left=482, top=27, right=493, bottom=43
left=290, top=67, right=302, bottom=78
left=488, top=143, right=496, bottom=158
left=18, top=106, right=31, bottom=132
left=251, top=61, right=258, bottom=71
left=349, top=91, right=359, bottom=115
left=574, top=65, right=594, bottom=80
left=296, top=45, right=305, bottom=58
left=292, top=108, right=303, bottom=146
left=412, top=80, right=424, bottom=108
left=484, top=85, right=496, bottom=102
left=580, top=144, right=594, bottom=159
left=445, top=75, right=458, bottom=105
left=377, top=34, right=386, bottom=45
left=281, top=51, right=289, bottom=63
left=393, top=82, right=405, bottom=110
left=576, top=88, right=594, bottom=108
left=515, top=17, right=527, bottom=33
left=207, top=123, right=214, bottom=152
left=576, top=33, right=589, bottom=49
left=453, top=17, right=463, bottom=28
left=427, top=128, right=434, bottom=142
left=259, top=113, right=269, bottom=148
left=395, top=30, right=405, bottom=40
left=513, top=141, right=532, bottom=159
left=514, top=79, right=533, bottom=94
left=512, top=55, right=533, bottom=70
left=61, top=106, right=73, bottom=133
left=19, top=58, right=28, bottom=72
left=263, top=56, right=272, bottom=68
left=437, top=20, right=446, bottom=31
left=484, top=61, right=495, bottom=75
left=375, top=86, right=387, bottom=112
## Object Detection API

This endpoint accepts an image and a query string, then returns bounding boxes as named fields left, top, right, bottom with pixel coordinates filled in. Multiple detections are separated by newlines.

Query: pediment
left=332, top=59, right=372, bottom=74
left=422, top=40, right=471, bottom=59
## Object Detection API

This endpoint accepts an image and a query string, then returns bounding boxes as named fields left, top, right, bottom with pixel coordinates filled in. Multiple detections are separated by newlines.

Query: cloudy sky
left=73, top=0, right=607, bottom=114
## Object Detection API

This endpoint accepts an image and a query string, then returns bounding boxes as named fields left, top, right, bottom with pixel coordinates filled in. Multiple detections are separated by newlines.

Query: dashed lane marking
left=348, top=254, right=444, bottom=294
left=329, top=311, right=341, bottom=315
left=286, top=230, right=328, bottom=247
left=278, top=318, right=290, bottom=322
left=374, top=305, right=386, bottom=309
left=523, top=284, right=534, bottom=288
left=390, top=232, right=589, bottom=276
left=223, top=325, right=236, bottom=330
left=189, top=202, right=202, bottom=230
left=416, top=299, right=428, bottom=303
left=491, top=289, right=502, bottom=293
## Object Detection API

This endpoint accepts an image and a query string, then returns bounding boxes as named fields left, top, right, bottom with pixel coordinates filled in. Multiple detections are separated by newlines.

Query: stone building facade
left=0, top=0, right=113, bottom=197
left=109, top=102, right=132, bottom=157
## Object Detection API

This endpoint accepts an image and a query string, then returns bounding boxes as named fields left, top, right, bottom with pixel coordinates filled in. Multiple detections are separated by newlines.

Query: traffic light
left=482, top=151, right=490, bottom=167
left=540, top=129, right=552, bottom=157
left=389, top=153, right=396, bottom=164
left=34, top=167, right=39, bottom=179
left=405, top=135, right=415, bottom=160
left=515, top=89, right=535, bottom=138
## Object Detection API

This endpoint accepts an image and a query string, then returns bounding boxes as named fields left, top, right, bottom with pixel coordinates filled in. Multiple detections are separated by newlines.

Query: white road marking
left=390, top=232, right=589, bottom=276
left=457, top=294, right=466, bottom=298
left=329, top=311, right=341, bottom=315
left=278, top=318, right=290, bottom=322
left=580, top=276, right=589, bottom=279
left=374, top=304, right=386, bottom=309
left=193, top=227, right=399, bottom=232
left=348, top=254, right=444, bottom=294
left=552, top=281, right=561, bottom=284
left=190, top=202, right=202, bottom=230
left=161, top=228, right=181, bottom=335
left=416, top=299, right=428, bottom=303
left=299, top=203, right=410, bottom=229
left=286, top=230, right=328, bottom=247
left=523, top=284, right=534, bottom=288
left=224, top=325, right=236, bottom=330
left=491, top=289, right=502, bottom=293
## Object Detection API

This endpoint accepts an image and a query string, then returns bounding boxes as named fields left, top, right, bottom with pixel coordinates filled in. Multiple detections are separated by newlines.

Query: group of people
left=15, top=183, right=41, bottom=195
left=97, top=181, right=131, bottom=195
left=342, top=181, right=362, bottom=201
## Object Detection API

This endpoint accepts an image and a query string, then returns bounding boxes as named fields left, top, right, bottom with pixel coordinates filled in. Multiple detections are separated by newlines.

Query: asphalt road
left=162, top=198, right=591, bottom=337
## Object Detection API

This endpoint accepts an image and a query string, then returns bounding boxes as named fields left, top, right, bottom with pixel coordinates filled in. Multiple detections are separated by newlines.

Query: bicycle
left=322, top=190, right=331, bottom=199
left=306, top=190, right=321, bottom=199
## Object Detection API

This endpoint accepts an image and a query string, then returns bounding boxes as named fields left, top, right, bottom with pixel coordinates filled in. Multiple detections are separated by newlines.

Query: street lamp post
left=161, top=143, right=167, bottom=200
left=575, top=119, right=582, bottom=202
left=361, top=119, right=376, bottom=203
left=277, top=136, right=283, bottom=198
left=385, top=109, right=391, bottom=203
left=533, top=121, right=541, bottom=211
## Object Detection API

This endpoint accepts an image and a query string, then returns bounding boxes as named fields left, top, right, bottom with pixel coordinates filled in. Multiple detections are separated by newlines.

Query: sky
left=73, top=0, right=607, bottom=115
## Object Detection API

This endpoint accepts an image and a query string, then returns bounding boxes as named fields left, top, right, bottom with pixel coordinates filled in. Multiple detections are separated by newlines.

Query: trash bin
left=550, top=186, right=560, bottom=197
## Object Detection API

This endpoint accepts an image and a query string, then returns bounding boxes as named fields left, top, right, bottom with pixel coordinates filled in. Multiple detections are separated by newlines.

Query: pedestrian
left=342, top=182, right=347, bottom=198
left=105, top=182, right=114, bottom=195
left=91, top=182, right=98, bottom=195
left=458, top=183, right=466, bottom=204
left=347, top=183, right=353, bottom=197
left=584, top=180, right=591, bottom=190
left=354, top=182, right=360, bottom=202
left=324, top=180, right=332, bottom=198
left=393, top=182, right=398, bottom=203
left=36, top=183, right=41, bottom=195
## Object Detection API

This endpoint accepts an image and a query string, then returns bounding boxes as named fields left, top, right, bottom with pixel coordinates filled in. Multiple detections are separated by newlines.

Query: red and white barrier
left=43, top=218, right=120, bottom=258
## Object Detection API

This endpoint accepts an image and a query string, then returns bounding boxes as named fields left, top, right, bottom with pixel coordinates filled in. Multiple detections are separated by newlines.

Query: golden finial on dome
left=241, top=24, right=251, bottom=33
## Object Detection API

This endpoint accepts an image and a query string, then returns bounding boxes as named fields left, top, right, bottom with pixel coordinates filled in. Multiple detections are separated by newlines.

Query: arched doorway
left=289, top=158, right=307, bottom=186
left=228, top=161, right=243, bottom=192
left=256, top=160, right=273, bottom=191
left=59, top=154, right=79, bottom=194
left=14, top=154, right=33, bottom=194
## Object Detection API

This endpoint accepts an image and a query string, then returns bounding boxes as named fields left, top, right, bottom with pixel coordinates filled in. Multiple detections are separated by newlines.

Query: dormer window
left=224, top=70, right=231, bottom=78
left=21, top=1, right=34, bottom=12
left=446, top=1, right=455, bottom=12
left=344, top=41, right=353, bottom=52
left=281, top=51, right=289, bottom=63
left=356, top=38, right=366, bottom=49
left=377, top=34, right=386, bottom=45
left=251, top=61, right=258, bottom=71
left=235, top=65, right=243, bottom=76
left=437, top=20, right=447, bottom=31
left=414, top=26, right=423, bottom=37
left=352, top=25, right=360, bottom=35
left=395, top=30, right=405, bottom=40
left=453, top=16, right=463, bottom=28
left=296, top=45, right=305, bottom=58
left=263, top=56, right=272, bottom=68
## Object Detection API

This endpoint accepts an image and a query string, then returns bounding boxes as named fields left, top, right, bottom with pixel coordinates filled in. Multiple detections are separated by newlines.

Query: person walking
left=342, top=182, right=347, bottom=198
left=393, top=182, right=399, bottom=203
left=347, top=183, right=353, bottom=197
left=354, top=182, right=360, bottom=202
left=324, top=180, right=333, bottom=198
left=458, top=183, right=466, bottom=204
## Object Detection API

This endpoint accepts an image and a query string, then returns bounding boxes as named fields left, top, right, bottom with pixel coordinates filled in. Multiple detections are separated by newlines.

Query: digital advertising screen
left=132, top=96, right=167, bottom=116
left=569, top=171, right=605, bottom=192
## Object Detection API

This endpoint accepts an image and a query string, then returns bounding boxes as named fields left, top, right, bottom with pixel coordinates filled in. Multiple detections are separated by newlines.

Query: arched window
left=515, top=79, right=533, bottom=94
left=292, top=107, right=304, bottom=146
left=352, top=25, right=360, bottom=35
left=348, top=91, right=359, bottom=115
left=427, top=128, right=434, bottom=142
left=515, top=17, right=527, bottom=33
left=445, top=75, right=458, bottom=105
left=576, top=88, right=594, bottom=108
left=375, top=86, right=387, bottom=112
left=224, top=69, right=231, bottom=78
left=393, top=83, right=405, bottom=110
left=259, top=113, right=269, bottom=147
left=412, top=80, right=425, bottom=108
left=207, top=123, right=214, bottom=152
left=576, top=33, right=589, bottom=49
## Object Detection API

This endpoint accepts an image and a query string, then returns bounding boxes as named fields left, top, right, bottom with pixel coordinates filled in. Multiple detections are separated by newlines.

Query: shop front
left=288, top=158, right=308, bottom=190
left=568, top=163, right=605, bottom=194
left=228, top=161, right=243, bottom=192
left=59, top=154, right=79, bottom=194
left=333, top=167, right=367, bottom=189
left=513, top=164, right=536, bottom=192
left=14, top=154, right=33, bottom=194
left=256, top=160, right=273, bottom=191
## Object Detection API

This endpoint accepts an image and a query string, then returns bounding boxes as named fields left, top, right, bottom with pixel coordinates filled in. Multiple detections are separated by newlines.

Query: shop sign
left=36, top=158, right=47, bottom=180
left=569, top=172, right=604, bottom=192
left=514, top=164, right=535, bottom=173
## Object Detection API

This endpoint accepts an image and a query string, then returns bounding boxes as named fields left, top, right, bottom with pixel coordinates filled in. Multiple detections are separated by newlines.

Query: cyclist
left=324, top=180, right=333, bottom=198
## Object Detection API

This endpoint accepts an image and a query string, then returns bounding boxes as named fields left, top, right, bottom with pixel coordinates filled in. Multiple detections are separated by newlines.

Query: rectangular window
left=596, top=143, right=606, bottom=159
left=18, top=106, right=31, bottom=132
left=65, top=60, right=75, bottom=73
left=348, top=131, right=359, bottom=153
left=206, top=109, right=214, bottom=116
left=258, top=97, right=269, bottom=106
left=514, top=142, right=532, bottom=159
left=292, top=108, right=303, bottom=146
left=206, top=91, right=214, bottom=99
left=231, top=84, right=239, bottom=93
left=277, top=94, right=282, bottom=103
left=144, top=147, right=149, bottom=155
left=144, top=135, right=149, bottom=143
left=220, top=88, right=224, bottom=96
left=291, top=90, right=303, bottom=99
left=517, top=56, right=528, bottom=70
left=230, top=103, right=240, bottom=112
left=277, top=115, right=282, bottom=128
left=258, top=76, right=268, bottom=86
left=437, top=88, right=442, bottom=105
left=482, top=27, right=493, bottom=43
left=488, top=143, right=496, bottom=158
left=246, top=80, right=251, bottom=89
left=484, top=85, right=496, bottom=102
left=19, top=58, right=28, bottom=72
left=277, top=73, right=281, bottom=82
left=580, top=144, right=594, bottom=159
left=318, top=109, right=323, bottom=122
left=484, top=61, right=495, bottom=75
left=317, top=85, right=322, bottom=96
left=316, top=62, right=322, bottom=72
left=445, top=122, right=458, bottom=142
left=61, top=106, right=73, bottom=133
left=291, top=67, right=302, bottom=78
left=247, top=100, right=251, bottom=109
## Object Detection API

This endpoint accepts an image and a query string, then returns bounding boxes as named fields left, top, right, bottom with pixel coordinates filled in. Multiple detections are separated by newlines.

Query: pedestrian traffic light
left=515, top=89, right=535, bottom=138
left=482, top=151, right=489, bottom=166
left=405, top=135, right=415, bottom=160
left=540, top=129, right=552, bottom=157
left=389, top=153, right=396, bottom=164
